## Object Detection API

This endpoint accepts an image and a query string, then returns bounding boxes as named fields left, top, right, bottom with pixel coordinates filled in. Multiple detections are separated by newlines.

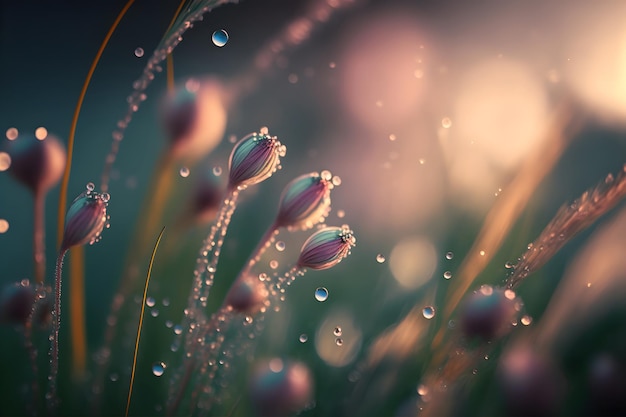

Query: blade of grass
left=125, top=226, right=166, bottom=417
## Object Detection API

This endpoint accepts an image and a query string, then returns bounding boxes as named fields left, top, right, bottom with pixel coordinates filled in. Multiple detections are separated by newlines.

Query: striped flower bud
left=6, top=132, right=66, bottom=194
left=275, top=172, right=333, bottom=231
left=60, top=184, right=109, bottom=251
left=228, top=128, right=286, bottom=191
left=297, top=225, right=356, bottom=270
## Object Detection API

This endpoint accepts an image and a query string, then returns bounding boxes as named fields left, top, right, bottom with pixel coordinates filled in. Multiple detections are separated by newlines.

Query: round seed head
left=5, top=132, right=66, bottom=194
left=0, top=282, right=35, bottom=324
left=275, top=172, right=332, bottom=231
left=228, top=129, right=286, bottom=190
left=61, top=185, right=109, bottom=251
left=191, top=173, right=224, bottom=225
left=249, top=359, right=313, bottom=417
left=160, top=78, right=227, bottom=162
left=225, top=275, right=269, bottom=314
left=459, top=286, right=518, bottom=341
left=298, top=225, right=356, bottom=270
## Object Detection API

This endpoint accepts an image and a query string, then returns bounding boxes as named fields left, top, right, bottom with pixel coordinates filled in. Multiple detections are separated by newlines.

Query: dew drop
left=445, top=251, right=454, bottom=260
left=375, top=254, right=386, bottom=264
left=212, top=166, right=222, bottom=176
left=86, top=182, right=95, bottom=192
left=521, top=315, right=533, bottom=326
left=505, top=261, right=514, bottom=269
left=417, top=384, right=429, bottom=396
left=212, top=29, right=229, bottom=47
left=479, top=250, right=486, bottom=256
left=443, top=271, right=452, bottom=280
left=335, top=338, right=343, bottom=346
left=299, top=334, right=308, bottom=343
left=275, top=241, right=286, bottom=252
left=101, top=193, right=110, bottom=203
left=314, top=287, right=328, bottom=302
left=333, top=326, right=342, bottom=336
left=152, top=362, right=166, bottom=377
left=269, top=260, right=279, bottom=269
left=173, top=324, right=183, bottom=335
left=441, top=117, right=452, bottom=128
left=109, top=373, right=119, bottom=382
left=179, top=166, right=190, bottom=178
left=134, top=47, right=144, bottom=57
left=422, top=306, right=436, bottom=319
left=388, top=134, right=397, bottom=141
left=146, top=297, right=156, bottom=307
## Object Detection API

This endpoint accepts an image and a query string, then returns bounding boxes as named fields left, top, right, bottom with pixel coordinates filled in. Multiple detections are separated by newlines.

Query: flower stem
left=240, top=224, right=279, bottom=277
left=33, top=190, right=45, bottom=284
left=48, top=249, right=67, bottom=414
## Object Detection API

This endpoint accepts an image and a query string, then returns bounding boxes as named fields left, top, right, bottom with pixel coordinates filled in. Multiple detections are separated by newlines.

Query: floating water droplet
left=275, top=241, right=286, bottom=252
left=417, top=384, right=429, bottom=396
left=445, top=252, right=454, bottom=260
left=443, top=271, right=452, bottom=280
left=152, top=362, right=166, bottom=377
left=212, top=30, right=228, bottom=47
left=179, top=166, right=190, bottom=177
left=505, top=261, right=514, bottom=269
left=441, top=117, right=452, bottom=128
left=376, top=254, right=386, bottom=263
left=269, top=260, right=279, bottom=269
left=173, top=324, right=183, bottom=335
left=109, top=373, right=119, bottom=382
left=389, top=134, right=396, bottom=141
left=314, top=287, right=328, bottom=302
left=146, top=297, right=156, bottom=307
left=134, top=47, right=144, bottom=57
left=150, top=309, right=159, bottom=317
left=299, top=334, right=308, bottom=343
left=335, top=338, right=343, bottom=346
left=521, top=315, right=532, bottom=326
left=212, top=166, right=222, bottom=176
left=333, top=326, right=342, bottom=336
left=422, top=306, right=435, bottom=319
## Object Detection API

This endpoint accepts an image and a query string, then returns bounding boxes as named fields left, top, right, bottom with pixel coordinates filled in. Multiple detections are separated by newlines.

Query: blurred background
left=1, top=0, right=626, bottom=415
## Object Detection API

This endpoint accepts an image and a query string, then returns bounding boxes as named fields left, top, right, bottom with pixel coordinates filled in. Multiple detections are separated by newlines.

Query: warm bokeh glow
left=389, top=236, right=437, bottom=289
left=0, top=152, right=11, bottom=172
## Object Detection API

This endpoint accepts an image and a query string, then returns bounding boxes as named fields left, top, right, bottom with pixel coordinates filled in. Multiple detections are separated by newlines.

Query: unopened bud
left=297, top=225, right=355, bottom=270
left=228, top=129, right=285, bottom=190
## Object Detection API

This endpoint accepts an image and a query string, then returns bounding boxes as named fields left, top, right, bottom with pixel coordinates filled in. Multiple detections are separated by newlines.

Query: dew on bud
left=228, top=129, right=285, bottom=191
left=275, top=172, right=332, bottom=231
left=275, top=241, right=286, bottom=252
left=152, top=362, right=166, bottom=377
left=60, top=186, right=109, bottom=251
left=212, top=29, right=229, bottom=47
left=422, top=306, right=436, bottom=319
left=314, top=287, right=328, bottom=302
left=297, top=226, right=356, bottom=270
left=335, top=338, right=343, bottom=346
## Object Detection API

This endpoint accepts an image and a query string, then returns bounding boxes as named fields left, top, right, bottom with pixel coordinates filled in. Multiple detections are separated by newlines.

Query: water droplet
left=212, top=166, right=222, bottom=176
left=150, top=309, right=159, bottom=317
left=333, top=326, right=342, bottom=336
left=521, top=315, right=533, bottom=326
left=134, top=47, right=144, bottom=57
left=152, top=362, right=166, bottom=377
left=179, top=166, right=190, bottom=177
left=0, top=219, right=9, bottom=234
left=314, top=287, right=328, bottom=302
left=299, top=334, right=308, bottom=343
left=479, top=250, right=485, bottom=256
left=335, top=338, right=343, bottom=346
left=212, top=29, right=229, bottom=47
left=332, top=176, right=342, bottom=186
left=505, top=261, right=514, bottom=269
left=275, top=241, right=286, bottom=252
left=388, top=134, right=397, bottom=141
left=441, top=117, right=452, bottom=128
left=109, top=373, right=119, bottom=382
left=443, top=271, right=452, bottom=280
left=86, top=182, right=95, bottom=192
left=445, top=252, right=454, bottom=260
left=376, top=254, right=386, bottom=263
left=101, top=193, right=110, bottom=203
left=146, top=297, right=156, bottom=307
left=422, top=306, right=435, bottom=319
left=269, top=260, right=279, bottom=269
left=417, top=384, right=429, bottom=396
left=173, top=324, right=183, bottom=335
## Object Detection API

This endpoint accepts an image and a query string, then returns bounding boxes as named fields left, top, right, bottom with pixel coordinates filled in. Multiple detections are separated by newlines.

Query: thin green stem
left=48, top=249, right=67, bottom=415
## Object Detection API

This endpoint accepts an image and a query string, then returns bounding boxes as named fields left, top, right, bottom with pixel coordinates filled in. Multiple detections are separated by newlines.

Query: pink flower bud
left=6, top=133, right=66, bottom=194
left=228, top=129, right=285, bottom=190
left=60, top=184, right=109, bottom=251
left=297, top=225, right=356, bottom=270
left=275, top=172, right=332, bottom=231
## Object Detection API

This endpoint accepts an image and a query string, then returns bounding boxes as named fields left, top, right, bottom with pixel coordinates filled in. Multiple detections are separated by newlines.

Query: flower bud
left=249, top=358, right=313, bottom=417
left=5, top=132, right=66, bottom=194
left=275, top=172, right=332, bottom=231
left=225, top=275, right=269, bottom=314
left=228, top=128, right=285, bottom=190
left=60, top=184, right=109, bottom=251
left=191, top=173, right=224, bottom=225
left=0, top=282, right=35, bottom=324
left=298, top=225, right=356, bottom=270
left=459, top=285, right=518, bottom=341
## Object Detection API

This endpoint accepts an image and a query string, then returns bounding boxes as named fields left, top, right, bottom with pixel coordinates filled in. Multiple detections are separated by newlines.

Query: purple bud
left=228, top=129, right=286, bottom=190
left=5, top=133, right=66, bottom=194
left=275, top=172, right=332, bottom=231
left=459, top=286, right=518, bottom=341
left=0, top=282, right=35, bottom=324
left=191, top=173, right=224, bottom=225
left=249, top=359, right=313, bottom=417
left=60, top=184, right=109, bottom=251
left=225, top=275, right=268, bottom=314
left=298, top=225, right=356, bottom=270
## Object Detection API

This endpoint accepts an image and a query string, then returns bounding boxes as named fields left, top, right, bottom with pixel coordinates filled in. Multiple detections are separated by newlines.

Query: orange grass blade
left=125, top=226, right=166, bottom=417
